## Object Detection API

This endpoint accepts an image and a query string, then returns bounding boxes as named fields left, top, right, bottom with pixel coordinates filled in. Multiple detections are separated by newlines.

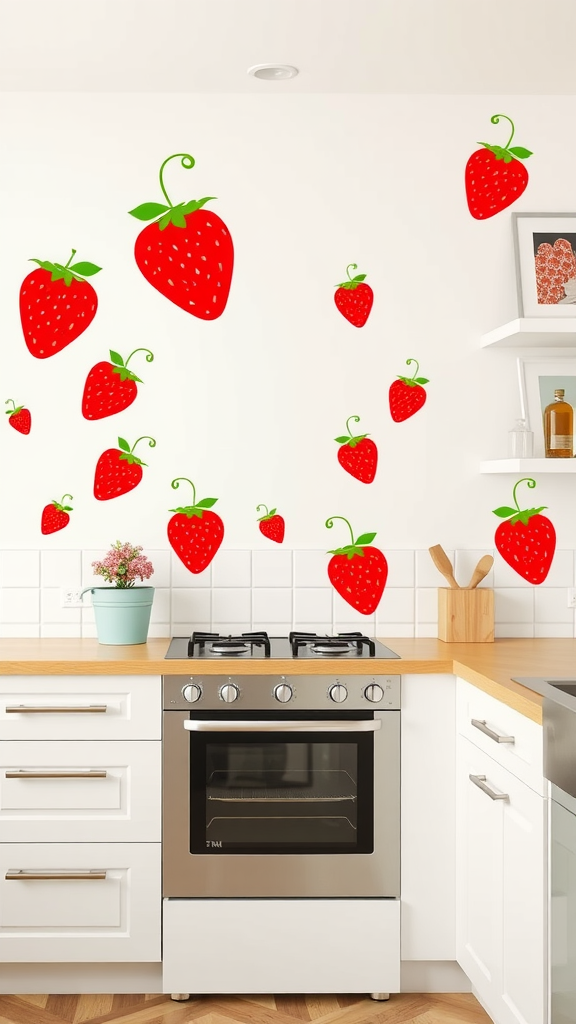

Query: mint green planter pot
left=80, top=587, right=155, bottom=645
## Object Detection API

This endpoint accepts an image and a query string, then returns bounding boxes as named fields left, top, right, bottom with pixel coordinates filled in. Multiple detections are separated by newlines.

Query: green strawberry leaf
left=508, top=146, right=532, bottom=159
left=351, top=274, right=367, bottom=283
left=334, top=436, right=350, bottom=444
left=170, top=208, right=187, bottom=228
left=414, top=377, right=429, bottom=385
left=196, top=498, right=218, bottom=508
left=159, top=212, right=172, bottom=230
left=502, top=152, right=513, bottom=163
left=493, top=506, right=517, bottom=518
left=268, top=508, right=277, bottom=517
left=117, top=437, right=131, bottom=453
left=509, top=505, right=547, bottom=526
left=69, top=261, right=102, bottom=277
left=181, top=197, right=216, bottom=214
left=119, top=452, right=146, bottom=466
left=112, top=366, right=142, bottom=383
left=356, top=532, right=376, bottom=545
left=61, top=506, right=73, bottom=512
left=109, top=350, right=125, bottom=367
left=328, top=545, right=365, bottom=558
left=128, top=202, right=171, bottom=221
left=397, top=376, right=418, bottom=387
left=169, top=505, right=205, bottom=519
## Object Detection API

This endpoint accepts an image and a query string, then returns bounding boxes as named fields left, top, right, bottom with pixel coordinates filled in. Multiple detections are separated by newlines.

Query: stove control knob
left=274, top=683, right=293, bottom=703
left=182, top=683, right=202, bottom=703
left=364, top=683, right=384, bottom=703
left=329, top=683, right=348, bottom=703
left=220, top=683, right=239, bottom=703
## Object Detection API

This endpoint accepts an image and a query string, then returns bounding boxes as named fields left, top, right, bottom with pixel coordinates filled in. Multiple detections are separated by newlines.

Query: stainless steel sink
left=513, top=677, right=576, bottom=799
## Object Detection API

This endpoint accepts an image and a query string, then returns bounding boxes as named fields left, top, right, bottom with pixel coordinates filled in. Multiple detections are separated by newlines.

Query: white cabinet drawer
left=0, top=843, right=160, bottom=962
left=0, top=676, right=160, bottom=740
left=0, top=741, right=160, bottom=842
left=456, top=678, right=543, bottom=794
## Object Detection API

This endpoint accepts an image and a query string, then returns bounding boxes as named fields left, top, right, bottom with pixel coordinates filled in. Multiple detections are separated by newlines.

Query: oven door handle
left=184, top=719, right=382, bottom=733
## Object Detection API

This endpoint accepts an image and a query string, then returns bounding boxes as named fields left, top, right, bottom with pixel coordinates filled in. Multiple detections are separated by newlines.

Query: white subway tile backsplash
left=336, top=620, right=376, bottom=636
left=0, top=622, right=40, bottom=637
left=41, top=588, right=81, bottom=624
left=172, top=622, right=211, bottom=637
left=171, top=589, right=211, bottom=624
left=539, top=550, right=574, bottom=588
left=212, top=588, right=251, bottom=623
left=41, top=549, right=81, bottom=589
left=415, top=588, right=438, bottom=625
left=146, top=549, right=171, bottom=588
left=376, top=588, right=414, bottom=625
left=494, top=588, right=534, bottom=623
left=495, top=623, right=535, bottom=638
left=294, top=588, right=333, bottom=625
left=146, top=623, right=171, bottom=638
left=416, top=548, right=456, bottom=588
left=171, top=553, right=212, bottom=587
left=212, top=550, right=251, bottom=588
left=0, top=588, right=40, bottom=624
left=493, top=556, right=533, bottom=588
left=534, top=588, right=574, bottom=624
left=0, top=550, right=40, bottom=588
left=252, top=549, right=293, bottom=588
left=454, top=549, right=495, bottom=590
left=40, top=623, right=82, bottom=638
left=252, top=589, right=292, bottom=624
left=384, top=550, right=415, bottom=588
left=535, top=623, right=575, bottom=638
left=210, top=623, right=252, bottom=636
left=415, top=622, right=439, bottom=638
left=377, top=624, right=415, bottom=639
left=150, top=587, right=170, bottom=624
left=294, top=550, right=329, bottom=588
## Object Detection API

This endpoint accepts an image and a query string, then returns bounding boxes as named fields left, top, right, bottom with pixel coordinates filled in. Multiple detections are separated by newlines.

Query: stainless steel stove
left=165, top=630, right=400, bottom=661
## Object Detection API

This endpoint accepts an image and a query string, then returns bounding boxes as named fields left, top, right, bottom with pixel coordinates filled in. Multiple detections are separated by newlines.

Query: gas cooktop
left=165, top=631, right=400, bottom=661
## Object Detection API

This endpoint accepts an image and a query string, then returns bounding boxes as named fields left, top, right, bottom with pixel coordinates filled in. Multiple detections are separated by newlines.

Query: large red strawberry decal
left=335, top=415, right=377, bottom=483
left=325, top=516, right=388, bottom=615
left=389, top=358, right=429, bottom=422
left=334, top=264, right=373, bottom=327
left=465, top=114, right=532, bottom=220
left=129, top=152, right=233, bottom=319
left=41, top=494, right=73, bottom=535
left=94, top=436, right=156, bottom=501
left=493, top=477, right=556, bottom=585
left=256, top=504, right=285, bottom=544
left=82, top=348, right=154, bottom=420
left=167, top=477, right=224, bottom=574
left=20, top=249, right=101, bottom=358
left=5, top=399, right=31, bottom=435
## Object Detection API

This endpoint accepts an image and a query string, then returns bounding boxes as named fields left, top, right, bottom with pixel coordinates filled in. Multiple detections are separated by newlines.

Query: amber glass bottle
left=544, top=389, right=574, bottom=458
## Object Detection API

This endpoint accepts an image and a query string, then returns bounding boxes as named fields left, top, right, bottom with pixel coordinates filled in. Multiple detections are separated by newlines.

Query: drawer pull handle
left=5, top=869, right=107, bottom=881
left=469, top=773, right=509, bottom=802
left=471, top=718, right=515, bottom=744
left=5, top=769, right=107, bottom=779
left=5, top=705, right=108, bottom=714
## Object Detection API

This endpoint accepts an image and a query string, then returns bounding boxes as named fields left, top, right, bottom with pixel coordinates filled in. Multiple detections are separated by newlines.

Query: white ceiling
left=1, top=0, right=576, bottom=94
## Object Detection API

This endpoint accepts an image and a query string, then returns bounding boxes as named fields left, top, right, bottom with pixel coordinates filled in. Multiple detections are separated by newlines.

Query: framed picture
left=517, top=356, right=576, bottom=456
left=512, top=212, right=576, bottom=317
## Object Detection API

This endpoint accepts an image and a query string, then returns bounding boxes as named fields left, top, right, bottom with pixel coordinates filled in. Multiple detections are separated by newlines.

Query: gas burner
left=289, top=631, right=376, bottom=658
left=188, top=631, right=271, bottom=658
left=310, top=643, right=351, bottom=657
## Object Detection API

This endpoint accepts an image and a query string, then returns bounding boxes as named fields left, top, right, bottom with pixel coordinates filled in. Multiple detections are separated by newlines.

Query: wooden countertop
left=0, top=636, right=574, bottom=723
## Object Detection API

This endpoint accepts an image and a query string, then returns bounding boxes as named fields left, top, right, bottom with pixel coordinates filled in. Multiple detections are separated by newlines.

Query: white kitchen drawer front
left=0, top=741, right=160, bottom=842
left=0, top=676, right=161, bottom=740
left=0, top=843, right=160, bottom=962
left=456, top=678, right=543, bottom=794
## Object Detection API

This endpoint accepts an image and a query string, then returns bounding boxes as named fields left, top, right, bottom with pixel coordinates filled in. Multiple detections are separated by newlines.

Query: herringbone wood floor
left=0, top=993, right=491, bottom=1024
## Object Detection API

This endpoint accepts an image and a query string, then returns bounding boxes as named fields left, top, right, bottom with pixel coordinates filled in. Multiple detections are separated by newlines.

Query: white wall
left=1, top=92, right=575, bottom=554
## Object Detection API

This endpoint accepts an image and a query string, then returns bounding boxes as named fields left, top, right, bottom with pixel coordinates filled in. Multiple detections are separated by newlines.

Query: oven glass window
left=189, top=721, right=374, bottom=854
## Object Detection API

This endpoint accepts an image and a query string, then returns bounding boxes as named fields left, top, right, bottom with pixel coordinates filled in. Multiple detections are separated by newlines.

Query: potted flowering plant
left=80, top=541, right=155, bottom=645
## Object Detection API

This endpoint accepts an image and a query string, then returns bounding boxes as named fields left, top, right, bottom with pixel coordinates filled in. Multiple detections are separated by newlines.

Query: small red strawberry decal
left=82, top=348, right=154, bottom=421
left=334, top=263, right=373, bottom=327
left=325, top=516, right=388, bottom=615
left=167, top=477, right=224, bottom=574
left=94, top=436, right=156, bottom=501
left=389, top=358, right=429, bottom=422
left=493, top=477, right=556, bottom=585
left=5, top=399, right=31, bottom=435
left=465, top=113, right=532, bottom=220
left=335, top=415, right=377, bottom=484
left=129, top=152, right=233, bottom=319
left=41, top=494, right=73, bottom=535
left=256, top=504, right=285, bottom=544
left=20, top=248, right=101, bottom=359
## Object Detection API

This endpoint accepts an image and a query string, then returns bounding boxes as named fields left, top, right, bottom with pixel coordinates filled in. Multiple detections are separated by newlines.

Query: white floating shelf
left=481, top=458, right=576, bottom=474
left=480, top=318, right=576, bottom=348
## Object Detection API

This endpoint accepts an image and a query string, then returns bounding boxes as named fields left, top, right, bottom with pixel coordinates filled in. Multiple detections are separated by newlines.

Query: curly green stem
left=158, top=153, right=195, bottom=208
left=256, top=504, right=269, bottom=516
left=325, top=516, right=355, bottom=546
left=345, top=263, right=358, bottom=282
left=404, top=357, right=419, bottom=380
left=131, top=436, right=156, bottom=456
left=490, top=113, right=515, bottom=151
left=57, top=494, right=73, bottom=505
left=5, top=399, right=17, bottom=412
left=63, top=249, right=77, bottom=270
left=345, top=415, right=360, bottom=436
left=125, top=348, right=154, bottom=368
left=512, top=477, right=536, bottom=511
left=171, top=477, right=196, bottom=506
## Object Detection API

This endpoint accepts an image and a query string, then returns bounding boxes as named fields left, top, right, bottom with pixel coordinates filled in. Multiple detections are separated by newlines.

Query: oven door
left=163, top=709, right=399, bottom=898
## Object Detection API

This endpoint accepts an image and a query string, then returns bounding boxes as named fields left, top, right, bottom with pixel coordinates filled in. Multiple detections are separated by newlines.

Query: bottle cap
left=554, top=389, right=565, bottom=398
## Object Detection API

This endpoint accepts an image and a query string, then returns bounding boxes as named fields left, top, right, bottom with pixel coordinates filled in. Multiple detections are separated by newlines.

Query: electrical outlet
left=567, top=588, right=576, bottom=609
left=60, top=587, right=84, bottom=609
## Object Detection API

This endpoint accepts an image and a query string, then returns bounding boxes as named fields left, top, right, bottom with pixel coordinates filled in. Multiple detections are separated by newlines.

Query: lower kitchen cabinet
left=456, top=735, right=546, bottom=1024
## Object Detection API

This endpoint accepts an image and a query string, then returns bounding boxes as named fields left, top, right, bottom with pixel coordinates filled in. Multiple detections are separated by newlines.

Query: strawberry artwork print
left=325, top=516, right=388, bottom=615
left=465, top=114, right=532, bottom=220
left=389, top=358, right=429, bottom=422
left=41, top=494, right=73, bottom=535
left=256, top=504, right=285, bottom=544
left=5, top=399, right=31, bottom=435
left=94, top=436, right=156, bottom=501
left=20, top=249, right=101, bottom=358
left=129, top=152, right=233, bottom=319
left=167, top=477, right=224, bottom=574
left=335, top=415, right=377, bottom=483
left=334, top=264, right=373, bottom=327
left=493, top=477, right=556, bottom=585
left=82, top=348, right=154, bottom=420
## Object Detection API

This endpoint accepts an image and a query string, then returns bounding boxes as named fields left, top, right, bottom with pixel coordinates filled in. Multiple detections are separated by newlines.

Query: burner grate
left=288, top=631, right=376, bottom=658
left=188, top=631, right=271, bottom=658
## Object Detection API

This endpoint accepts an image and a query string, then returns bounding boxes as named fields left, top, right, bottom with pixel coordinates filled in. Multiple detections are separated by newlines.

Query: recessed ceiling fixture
left=247, top=64, right=299, bottom=81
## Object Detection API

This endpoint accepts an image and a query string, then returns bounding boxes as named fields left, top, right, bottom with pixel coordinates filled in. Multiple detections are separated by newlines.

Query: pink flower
left=92, top=541, right=154, bottom=588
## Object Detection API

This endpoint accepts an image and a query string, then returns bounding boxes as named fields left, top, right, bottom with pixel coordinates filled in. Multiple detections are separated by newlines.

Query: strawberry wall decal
left=465, top=114, right=532, bottom=220
left=20, top=249, right=101, bottom=358
left=94, top=436, right=156, bottom=501
left=493, top=477, right=556, bottom=584
left=167, top=477, right=224, bottom=574
left=41, top=494, right=73, bottom=535
left=389, top=358, right=429, bottom=421
left=5, top=398, right=31, bottom=435
left=82, top=348, right=155, bottom=420
left=256, top=504, right=285, bottom=544
left=334, top=263, right=373, bottom=327
left=325, top=516, right=388, bottom=615
left=335, top=415, right=377, bottom=483
left=129, top=152, right=233, bottom=319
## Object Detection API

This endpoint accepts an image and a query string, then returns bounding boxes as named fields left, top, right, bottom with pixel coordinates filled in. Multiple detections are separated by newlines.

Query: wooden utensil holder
left=438, top=587, right=494, bottom=643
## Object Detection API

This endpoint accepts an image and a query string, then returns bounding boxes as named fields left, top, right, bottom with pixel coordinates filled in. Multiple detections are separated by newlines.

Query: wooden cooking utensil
left=465, top=554, right=494, bottom=590
left=428, top=545, right=460, bottom=589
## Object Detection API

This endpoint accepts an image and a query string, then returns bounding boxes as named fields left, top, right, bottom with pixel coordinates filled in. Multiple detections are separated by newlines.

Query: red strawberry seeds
left=167, top=477, right=224, bottom=574
left=325, top=516, right=388, bottom=615
left=334, top=263, right=373, bottom=327
left=493, top=477, right=556, bottom=585
left=257, top=504, right=285, bottom=544
left=465, top=113, right=532, bottom=220
left=82, top=348, right=154, bottom=420
left=94, top=436, right=156, bottom=501
left=41, top=494, right=73, bottom=535
left=20, top=249, right=101, bottom=358
left=335, top=415, right=377, bottom=483
left=389, top=358, right=429, bottom=422
left=5, top=399, right=31, bottom=435
left=129, top=152, right=233, bottom=319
